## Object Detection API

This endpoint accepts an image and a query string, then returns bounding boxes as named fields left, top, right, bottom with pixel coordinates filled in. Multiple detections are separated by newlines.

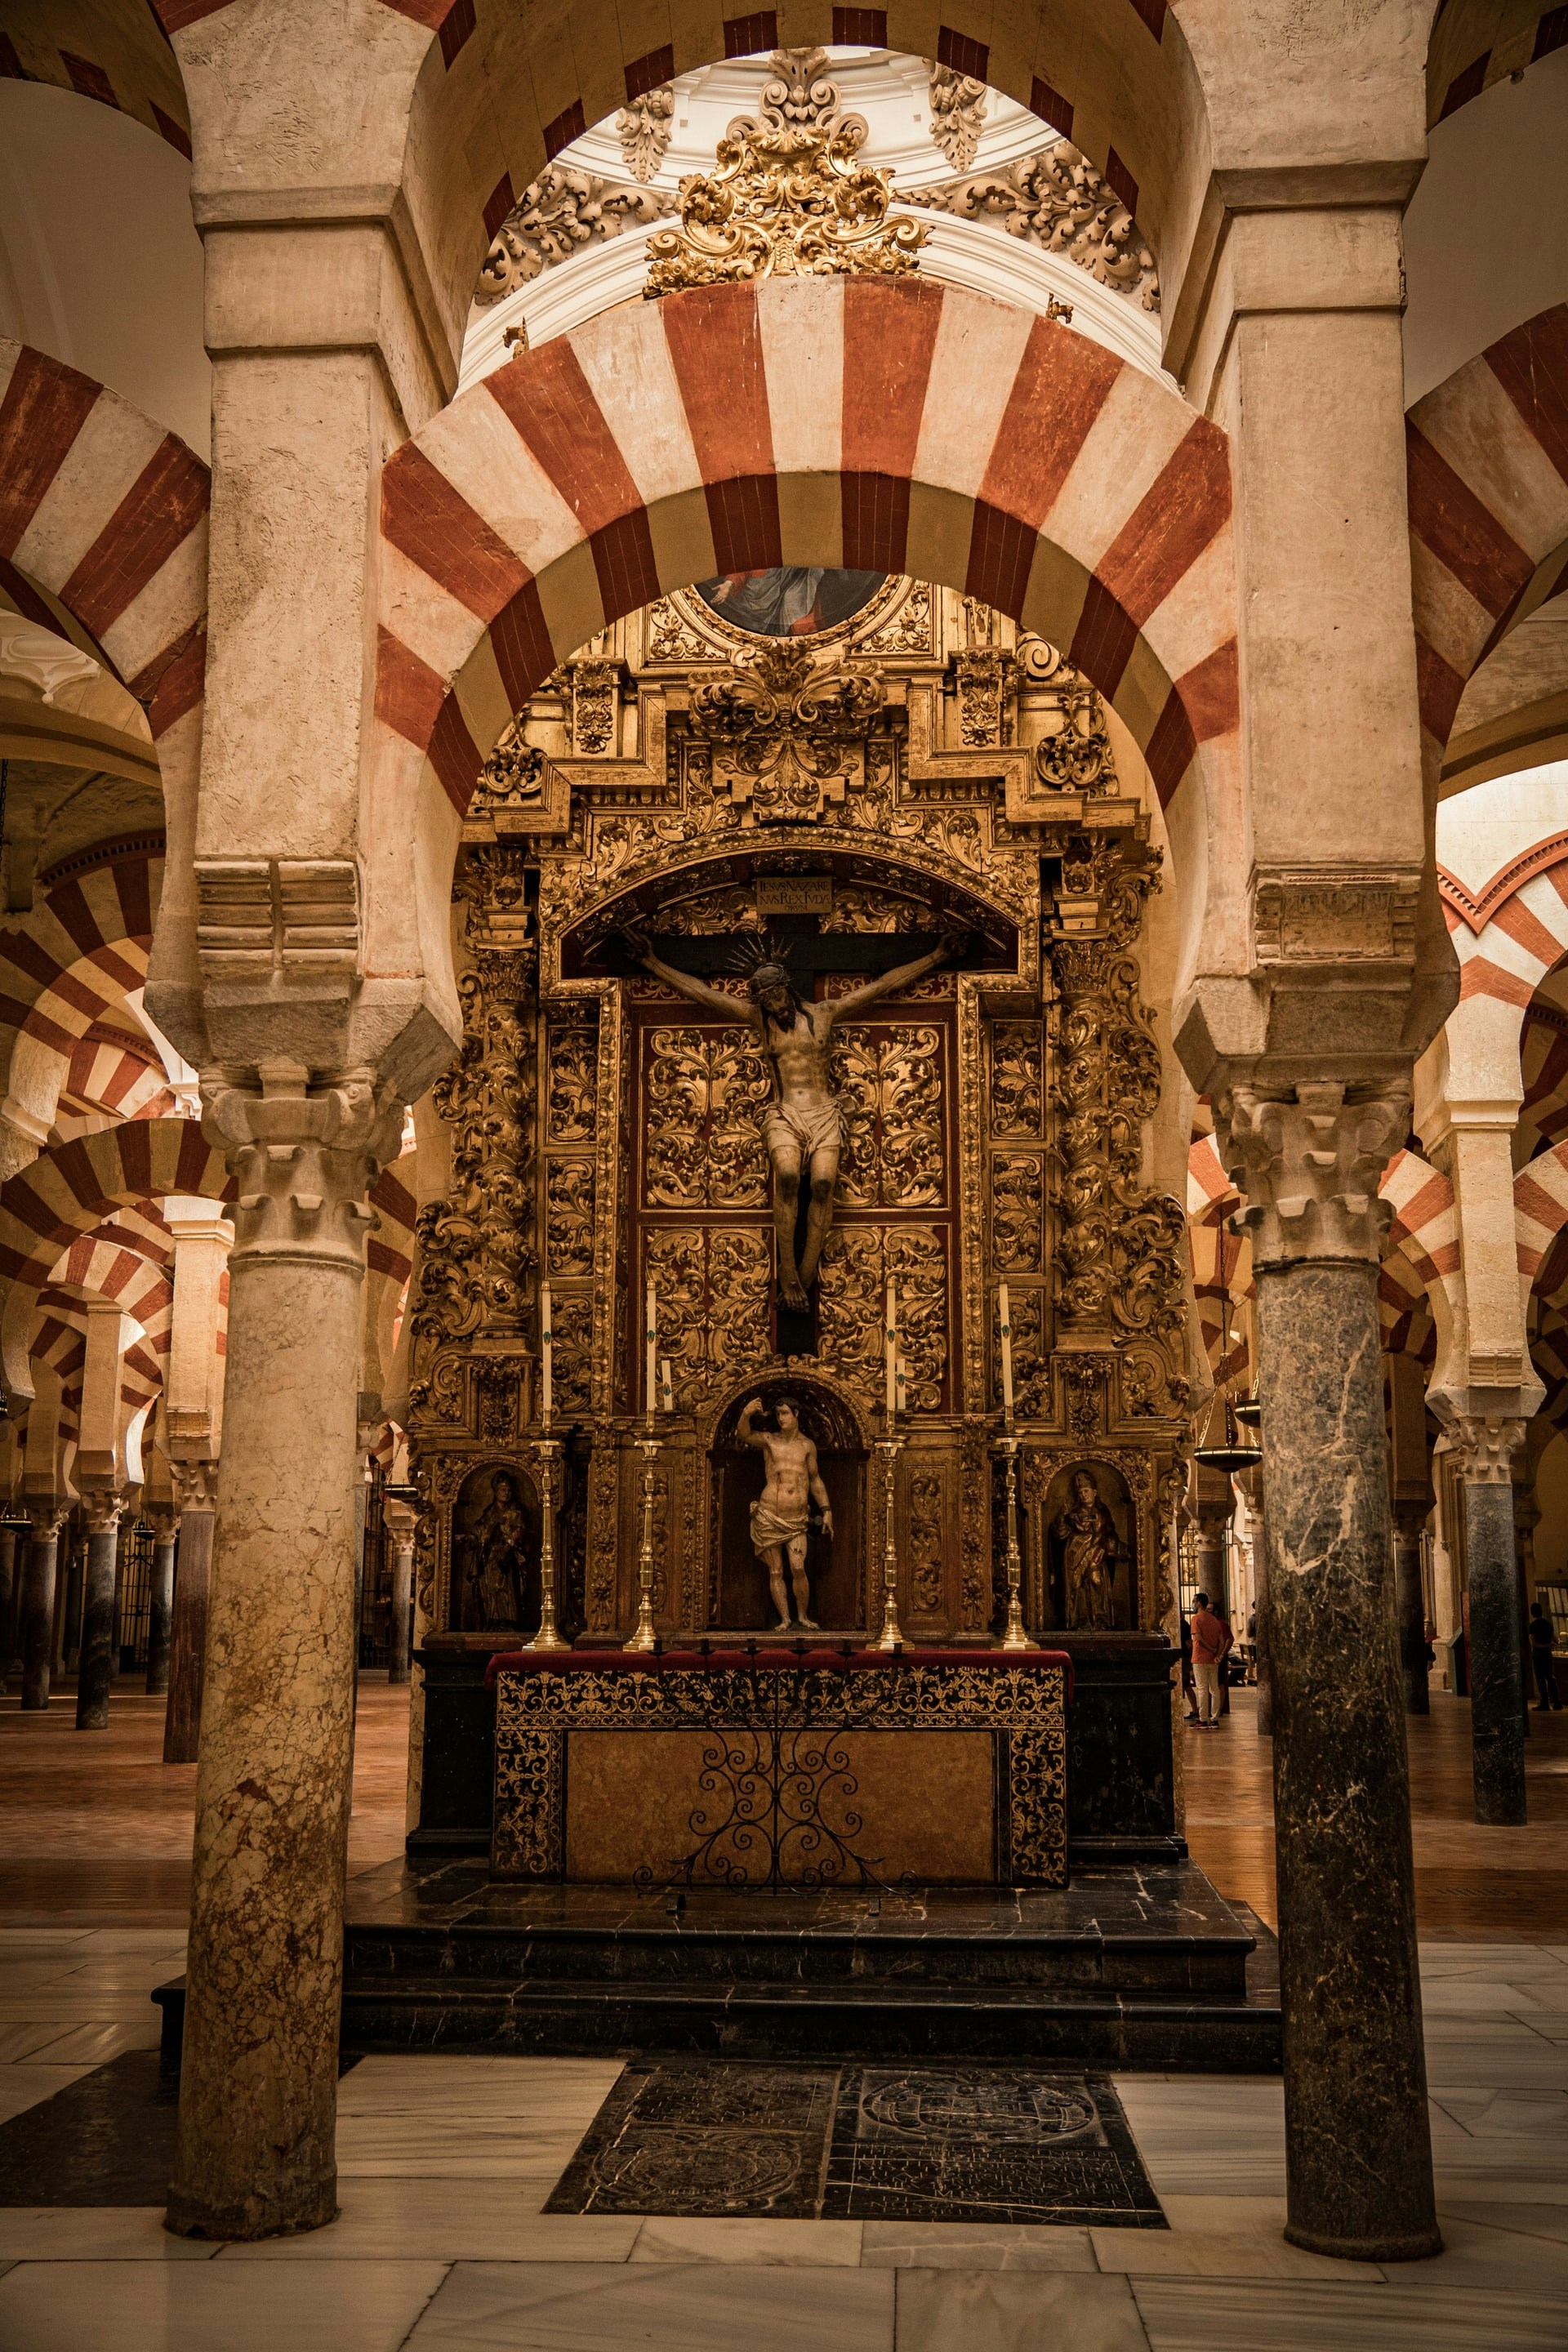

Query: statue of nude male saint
left=739, top=1394, right=831, bottom=1629
left=622, top=927, right=961, bottom=1308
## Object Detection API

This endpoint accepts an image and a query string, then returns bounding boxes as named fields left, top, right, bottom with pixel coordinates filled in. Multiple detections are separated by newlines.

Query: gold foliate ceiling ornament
left=645, top=113, right=929, bottom=295
left=686, top=639, right=890, bottom=823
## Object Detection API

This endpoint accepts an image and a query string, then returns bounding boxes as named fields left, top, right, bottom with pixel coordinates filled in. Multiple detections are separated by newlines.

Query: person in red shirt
left=1189, top=1592, right=1233, bottom=1729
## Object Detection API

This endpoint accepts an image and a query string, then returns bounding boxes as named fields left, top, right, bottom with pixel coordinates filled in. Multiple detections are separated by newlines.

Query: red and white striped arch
left=0, top=341, right=207, bottom=736
left=376, top=278, right=1239, bottom=943
left=1407, top=305, right=1568, bottom=764
left=0, top=849, right=167, bottom=1138
left=0, top=1120, right=231, bottom=1400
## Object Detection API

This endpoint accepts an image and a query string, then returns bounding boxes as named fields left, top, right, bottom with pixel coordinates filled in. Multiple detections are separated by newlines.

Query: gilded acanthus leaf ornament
left=643, top=1026, right=772, bottom=1206
left=905, top=139, right=1160, bottom=311
left=830, top=1024, right=946, bottom=1209
left=477, top=165, right=674, bottom=302
left=686, top=640, right=890, bottom=823
left=645, top=114, right=928, bottom=295
left=617, top=82, right=675, bottom=183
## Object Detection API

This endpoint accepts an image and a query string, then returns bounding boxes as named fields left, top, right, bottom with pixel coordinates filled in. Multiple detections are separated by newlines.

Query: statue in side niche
left=1056, top=1468, right=1120, bottom=1632
left=740, top=1394, right=832, bottom=1631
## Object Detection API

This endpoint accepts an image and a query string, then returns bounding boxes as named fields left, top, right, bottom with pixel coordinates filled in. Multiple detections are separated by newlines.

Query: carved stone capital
left=1449, top=1415, right=1525, bottom=1487
left=25, top=1499, right=66, bottom=1538
left=201, top=1062, right=405, bottom=1276
left=1218, top=1080, right=1409, bottom=1270
left=145, top=1507, right=181, bottom=1544
left=79, top=1490, right=125, bottom=1537
left=169, top=1459, right=219, bottom=1514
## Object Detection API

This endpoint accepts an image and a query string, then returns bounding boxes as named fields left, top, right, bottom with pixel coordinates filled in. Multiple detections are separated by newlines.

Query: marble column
left=145, top=1512, right=178, bottom=1695
left=1223, top=1083, right=1438, bottom=2262
left=20, top=1504, right=65, bottom=1710
left=1236, top=1467, right=1272, bottom=1736
left=385, top=1503, right=415, bottom=1686
left=163, top=1472, right=215, bottom=1765
left=167, top=1067, right=403, bottom=2242
left=74, top=1494, right=126, bottom=1731
left=0, top=1521, right=16, bottom=1689
left=1454, top=1417, right=1527, bottom=1824
left=1393, top=1506, right=1431, bottom=1717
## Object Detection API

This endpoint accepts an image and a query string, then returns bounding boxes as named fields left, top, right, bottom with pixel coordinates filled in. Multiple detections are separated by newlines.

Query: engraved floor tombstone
left=545, top=2059, right=1166, bottom=2226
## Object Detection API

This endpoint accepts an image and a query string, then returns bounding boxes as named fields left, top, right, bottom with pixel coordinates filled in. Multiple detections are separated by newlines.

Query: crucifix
left=615, top=920, right=969, bottom=1312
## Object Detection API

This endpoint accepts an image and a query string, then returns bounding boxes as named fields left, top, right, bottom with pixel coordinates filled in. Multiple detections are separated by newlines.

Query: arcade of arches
left=1, top=6, right=1567, bottom=2339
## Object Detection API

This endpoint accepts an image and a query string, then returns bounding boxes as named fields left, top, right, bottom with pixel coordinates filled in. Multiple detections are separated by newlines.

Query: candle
left=540, top=1283, right=553, bottom=1426
left=884, top=1280, right=898, bottom=1419
left=645, top=1280, right=657, bottom=1422
left=895, top=1352, right=908, bottom=1417
left=660, top=1355, right=675, bottom=1415
left=998, top=1284, right=1014, bottom=1416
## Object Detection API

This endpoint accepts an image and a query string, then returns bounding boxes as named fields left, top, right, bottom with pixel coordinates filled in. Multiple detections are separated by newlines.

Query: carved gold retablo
left=645, top=115, right=928, bottom=296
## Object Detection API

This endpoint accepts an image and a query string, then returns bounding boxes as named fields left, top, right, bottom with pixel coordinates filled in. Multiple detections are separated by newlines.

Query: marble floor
left=1, top=1683, right=1566, bottom=2345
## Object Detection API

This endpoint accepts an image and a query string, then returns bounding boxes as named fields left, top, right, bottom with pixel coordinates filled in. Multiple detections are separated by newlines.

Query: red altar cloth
left=484, top=1646, right=1073, bottom=1698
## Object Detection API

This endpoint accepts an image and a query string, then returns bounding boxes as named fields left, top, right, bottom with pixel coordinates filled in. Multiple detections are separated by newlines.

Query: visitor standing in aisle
left=1190, top=1592, right=1232, bottom=1729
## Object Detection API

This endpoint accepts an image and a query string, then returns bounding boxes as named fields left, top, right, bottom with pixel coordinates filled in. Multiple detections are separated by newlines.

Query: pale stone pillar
left=167, top=1067, right=403, bottom=2242
left=1451, top=1417, right=1528, bottom=1823
left=159, top=1202, right=231, bottom=1762
left=74, top=1493, right=126, bottom=1732
left=385, top=1498, right=416, bottom=1686
left=1222, top=1085, right=1439, bottom=2263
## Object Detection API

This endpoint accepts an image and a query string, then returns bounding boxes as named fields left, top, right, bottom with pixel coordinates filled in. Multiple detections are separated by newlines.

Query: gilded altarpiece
left=405, top=580, right=1192, bottom=1670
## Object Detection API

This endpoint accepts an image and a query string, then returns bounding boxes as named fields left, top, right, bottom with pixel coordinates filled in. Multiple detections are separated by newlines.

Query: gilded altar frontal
left=408, top=572, right=1192, bottom=1658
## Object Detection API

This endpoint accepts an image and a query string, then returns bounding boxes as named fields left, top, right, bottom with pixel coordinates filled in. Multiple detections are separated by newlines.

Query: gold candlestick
left=998, top=1426, right=1031, bottom=1651
left=871, top=1429, right=904, bottom=1652
left=623, top=1430, right=661, bottom=1653
left=525, top=1435, right=568, bottom=1651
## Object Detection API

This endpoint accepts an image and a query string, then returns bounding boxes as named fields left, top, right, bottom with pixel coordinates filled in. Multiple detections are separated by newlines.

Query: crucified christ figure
left=621, top=928, right=961, bottom=1309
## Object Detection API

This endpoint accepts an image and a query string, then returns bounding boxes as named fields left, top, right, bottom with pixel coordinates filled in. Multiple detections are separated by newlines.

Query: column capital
left=201, top=1064, right=405, bottom=1276
left=169, top=1460, right=219, bottom=1515
left=1218, top=1080, right=1408, bottom=1271
left=145, top=1507, right=181, bottom=1544
left=1448, top=1416, right=1526, bottom=1487
left=79, top=1490, right=125, bottom=1538
left=25, top=1499, right=66, bottom=1538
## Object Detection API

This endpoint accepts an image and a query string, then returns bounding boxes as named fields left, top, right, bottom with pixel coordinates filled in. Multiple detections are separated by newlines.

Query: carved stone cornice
left=1448, top=1415, right=1525, bottom=1487
left=200, top=1062, right=405, bottom=1277
left=1217, top=1080, right=1409, bottom=1271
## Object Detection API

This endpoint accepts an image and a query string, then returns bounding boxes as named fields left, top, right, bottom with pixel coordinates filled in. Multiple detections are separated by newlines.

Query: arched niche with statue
left=702, top=1370, right=872, bottom=1634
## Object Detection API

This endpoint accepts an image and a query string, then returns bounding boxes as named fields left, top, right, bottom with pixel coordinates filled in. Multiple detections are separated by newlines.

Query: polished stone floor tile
left=0, top=2256, right=451, bottom=2350
left=0, top=2066, right=96, bottom=2127
left=0, top=2207, right=216, bottom=2260
left=628, top=2217, right=862, bottom=2264
left=1130, top=2276, right=1568, bottom=2350
left=893, top=2268, right=1152, bottom=2352
left=1410, top=2213, right=1568, bottom=2290
left=11, top=2020, right=159, bottom=2066
left=1157, top=2194, right=1286, bottom=2234
left=1432, top=2087, right=1568, bottom=2136
left=1437, top=2199, right=1568, bottom=2243
left=214, top=2185, right=641, bottom=2264
left=335, top=2056, right=624, bottom=2186
left=1090, top=2226, right=1366, bottom=2278
left=403, top=2259, right=894, bottom=2349
left=858, top=2221, right=1096, bottom=2269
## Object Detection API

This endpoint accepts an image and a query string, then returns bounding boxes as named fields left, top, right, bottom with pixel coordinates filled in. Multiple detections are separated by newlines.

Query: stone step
left=334, top=1974, right=1281, bottom=2070
left=342, top=1918, right=1252, bottom=1998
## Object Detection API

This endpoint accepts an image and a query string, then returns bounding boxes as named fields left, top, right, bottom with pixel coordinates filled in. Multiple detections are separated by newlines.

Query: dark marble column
left=2, top=1527, right=24, bottom=1684
left=1223, top=1082, right=1438, bottom=2263
left=1454, top=1419, right=1526, bottom=1824
left=75, top=1494, right=126, bottom=1730
left=0, top=1522, right=16, bottom=1690
left=146, top=1515, right=178, bottom=1695
left=387, top=1522, right=414, bottom=1686
left=1393, top=1505, right=1430, bottom=1717
left=1237, top=1468, right=1272, bottom=1736
left=163, top=1481, right=215, bottom=1764
left=20, top=1506, right=65, bottom=1710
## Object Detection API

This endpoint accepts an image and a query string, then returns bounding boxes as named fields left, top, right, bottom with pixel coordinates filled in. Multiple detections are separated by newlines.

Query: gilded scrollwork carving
left=546, top=1162, right=596, bottom=1276
left=909, top=1469, right=945, bottom=1614
left=990, top=1022, right=1044, bottom=1135
left=831, top=1023, right=945, bottom=1209
left=686, top=640, right=891, bottom=824
left=905, top=139, right=1160, bottom=311
left=644, top=1227, right=773, bottom=1402
left=817, top=1223, right=948, bottom=1412
left=546, top=1022, right=599, bottom=1143
left=1046, top=834, right=1187, bottom=1414
left=990, top=1152, right=1044, bottom=1272
left=644, top=1026, right=771, bottom=1206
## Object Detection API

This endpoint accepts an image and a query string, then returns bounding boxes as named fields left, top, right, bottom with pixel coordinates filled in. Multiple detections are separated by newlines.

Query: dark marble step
left=336, top=1975, right=1281, bottom=2071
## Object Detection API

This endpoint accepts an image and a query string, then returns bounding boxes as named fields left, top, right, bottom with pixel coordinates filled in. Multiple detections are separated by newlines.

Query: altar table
left=484, top=1648, right=1071, bottom=1891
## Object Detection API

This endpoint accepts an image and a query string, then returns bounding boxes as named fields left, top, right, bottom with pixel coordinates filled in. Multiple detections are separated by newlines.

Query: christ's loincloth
left=761, top=1098, right=841, bottom=1161
left=751, top=1498, right=809, bottom=1561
